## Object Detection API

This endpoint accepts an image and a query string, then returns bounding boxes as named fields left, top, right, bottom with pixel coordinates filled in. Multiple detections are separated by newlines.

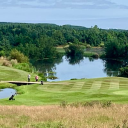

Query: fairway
left=1, top=77, right=128, bottom=105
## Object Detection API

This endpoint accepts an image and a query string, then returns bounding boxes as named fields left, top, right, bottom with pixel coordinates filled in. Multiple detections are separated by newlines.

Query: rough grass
left=1, top=104, right=128, bottom=128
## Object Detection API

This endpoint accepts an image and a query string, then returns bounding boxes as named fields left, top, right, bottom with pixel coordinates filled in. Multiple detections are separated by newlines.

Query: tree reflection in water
left=31, top=55, right=128, bottom=81
left=31, top=56, right=63, bottom=80
left=103, top=59, right=127, bottom=77
left=65, top=55, right=84, bottom=65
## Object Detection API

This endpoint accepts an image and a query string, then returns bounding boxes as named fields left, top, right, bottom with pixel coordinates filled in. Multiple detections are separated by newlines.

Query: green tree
left=104, top=38, right=125, bottom=58
left=65, top=44, right=85, bottom=57
left=119, top=66, right=128, bottom=77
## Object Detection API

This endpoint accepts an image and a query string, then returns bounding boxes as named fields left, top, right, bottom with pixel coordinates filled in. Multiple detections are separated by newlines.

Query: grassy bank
left=0, top=65, right=38, bottom=82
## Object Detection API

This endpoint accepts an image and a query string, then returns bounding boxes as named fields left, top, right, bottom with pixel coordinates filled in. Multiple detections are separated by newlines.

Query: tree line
left=0, top=22, right=128, bottom=59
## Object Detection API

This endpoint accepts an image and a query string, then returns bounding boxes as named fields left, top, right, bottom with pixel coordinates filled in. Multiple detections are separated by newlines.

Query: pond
left=33, top=56, right=125, bottom=81
left=0, top=88, right=16, bottom=99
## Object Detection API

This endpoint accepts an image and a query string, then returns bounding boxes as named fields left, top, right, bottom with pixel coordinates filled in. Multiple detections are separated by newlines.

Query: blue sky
left=0, top=0, right=128, bottom=29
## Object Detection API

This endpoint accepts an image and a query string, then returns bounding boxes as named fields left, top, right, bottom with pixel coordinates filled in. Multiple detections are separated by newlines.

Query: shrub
left=82, top=101, right=100, bottom=107
left=14, top=63, right=34, bottom=72
left=70, top=78, right=77, bottom=80
left=2, top=60, right=12, bottom=67
left=60, top=101, right=68, bottom=108
left=99, top=53, right=106, bottom=58
left=101, top=101, right=112, bottom=107
left=91, top=53, right=99, bottom=58
left=100, top=42, right=104, bottom=47
left=86, top=44, right=91, bottom=48
left=119, top=66, right=128, bottom=77
left=38, top=72, right=47, bottom=81
left=0, top=50, right=5, bottom=57
left=10, top=49, right=29, bottom=63
left=65, top=44, right=85, bottom=57
left=47, top=76, right=58, bottom=80
left=10, top=59, right=18, bottom=66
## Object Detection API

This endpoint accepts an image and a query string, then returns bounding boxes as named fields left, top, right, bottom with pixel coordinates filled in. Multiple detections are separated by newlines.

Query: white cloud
left=0, top=0, right=127, bottom=9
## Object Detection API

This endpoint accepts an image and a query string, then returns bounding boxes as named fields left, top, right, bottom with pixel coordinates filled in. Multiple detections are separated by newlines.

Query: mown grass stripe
left=90, top=81, right=102, bottom=90
left=109, top=81, right=119, bottom=90
left=71, top=82, right=84, bottom=90
left=100, top=82, right=110, bottom=90
left=61, top=84, right=75, bottom=91
left=81, top=84, right=92, bottom=91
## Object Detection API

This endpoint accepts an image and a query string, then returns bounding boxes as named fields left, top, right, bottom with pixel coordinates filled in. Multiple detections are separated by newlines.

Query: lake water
left=33, top=56, right=123, bottom=81
left=0, top=88, right=16, bottom=99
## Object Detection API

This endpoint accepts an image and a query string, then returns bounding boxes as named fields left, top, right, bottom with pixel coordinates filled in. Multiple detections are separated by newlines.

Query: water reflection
left=103, top=59, right=127, bottom=77
left=32, top=57, right=63, bottom=79
left=65, top=56, right=84, bottom=65
left=32, top=56, right=128, bottom=81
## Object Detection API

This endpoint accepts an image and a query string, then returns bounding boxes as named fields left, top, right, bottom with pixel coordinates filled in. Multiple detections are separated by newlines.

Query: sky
left=0, top=0, right=128, bottom=29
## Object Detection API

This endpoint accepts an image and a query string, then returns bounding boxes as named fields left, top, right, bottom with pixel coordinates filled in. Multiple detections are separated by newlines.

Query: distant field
left=56, top=46, right=66, bottom=53
left=56, top=46, right=104, bottom=55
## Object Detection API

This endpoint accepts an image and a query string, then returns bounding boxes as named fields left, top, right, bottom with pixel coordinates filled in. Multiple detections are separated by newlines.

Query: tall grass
left=0, top=104, right=128, bottom=128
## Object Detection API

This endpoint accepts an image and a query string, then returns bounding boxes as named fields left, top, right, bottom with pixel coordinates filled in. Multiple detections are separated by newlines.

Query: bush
left=38, top=72, right=47, bottom=81
left=60, top=101, right=68, bottom=108
left=0, top=50, right=5, bottom=57
left=69, top=101, right=112, bottom=108
left=10, top=59, right=18, bottom=66
left=91, top=53, right=99, bottom=58
left=10, top=49, right=29, bottom=63
left=65, top=44, right=85, bottom=57
left=2, top=60, right=12, bottom=67
left=119, top=66, right=128, bottom=77
left=99, top=53, right=106, bottom=58
left=86, top=44, right=91, bottom=48
left=100, top=42, right=104, bottom=47
left=70, top=78, right=77, bottom=80
left=101, top=101, right=112, bottom=107
left=47, top=76, right=58, bottom=80
left=14, top=63, right=35, bottom=72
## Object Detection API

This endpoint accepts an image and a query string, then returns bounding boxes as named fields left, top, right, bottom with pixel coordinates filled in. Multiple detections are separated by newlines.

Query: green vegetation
left=104, top=38, right=128, bottom=58
left=0, top=65, right=128, bottom=105
left=1, top=23, right=128, bottom=127
left=0, top=22, right=128, bottom=60
left=119, top=65, right=128, bottom=77
left=84, top=52, right=99, bottom=58
left=1, top=72, right=128, bottom=105
left=0, top=66, right=36, bottom=82
left=1, top=63, right=128, bottom=127
left=10, top=49, right=29, bottom=63
left=64, top=44, right=85, bottom=57
left=13, top=63, right=35, bottom=73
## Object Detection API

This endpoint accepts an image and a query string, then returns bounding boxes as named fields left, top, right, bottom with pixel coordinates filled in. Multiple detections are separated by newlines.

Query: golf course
left=1, top=65, right=128, bottom=127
